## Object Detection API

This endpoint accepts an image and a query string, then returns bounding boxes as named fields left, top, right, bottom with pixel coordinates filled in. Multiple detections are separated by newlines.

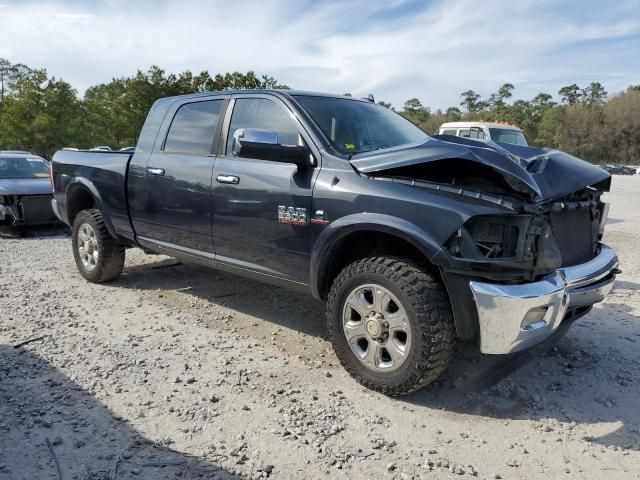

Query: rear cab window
left=164, top=100, right=223, bottom=155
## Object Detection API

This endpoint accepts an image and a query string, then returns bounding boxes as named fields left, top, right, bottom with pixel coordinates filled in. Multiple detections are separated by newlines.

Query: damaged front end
left=351, top=136, right=618, bottom=354
left=445, top=185, right=610, bottom=280
left=0, top=195, right=19, bottom=225
left=351, top=136, right=612, bottom=280
left=0, top=194, right=58, bottom=226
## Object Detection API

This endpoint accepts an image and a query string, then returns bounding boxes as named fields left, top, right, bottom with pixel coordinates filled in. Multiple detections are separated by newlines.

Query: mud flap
left=450, top=316, right=578, bottom=392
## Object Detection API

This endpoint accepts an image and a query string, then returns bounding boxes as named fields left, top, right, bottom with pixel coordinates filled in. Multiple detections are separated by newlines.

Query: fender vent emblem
left=310, top=210, right=330, bottom=225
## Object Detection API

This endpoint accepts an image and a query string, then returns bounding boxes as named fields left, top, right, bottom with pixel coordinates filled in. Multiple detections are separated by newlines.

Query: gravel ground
left=1, top=176, right=639, bottom=480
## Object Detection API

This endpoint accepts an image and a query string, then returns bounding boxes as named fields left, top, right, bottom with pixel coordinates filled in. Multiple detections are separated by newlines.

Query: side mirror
left=232, top=128, right=314, bottom=166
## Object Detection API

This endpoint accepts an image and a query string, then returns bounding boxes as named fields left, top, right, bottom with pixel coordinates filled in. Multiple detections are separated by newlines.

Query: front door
left=211, top=95, right=317, bottom=284
left=135, top=98, right=225, bottom=253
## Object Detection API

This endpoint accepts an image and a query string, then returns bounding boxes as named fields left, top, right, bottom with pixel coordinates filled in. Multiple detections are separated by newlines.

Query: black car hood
left=0, top=178, right=52, bottom=196
left=349, top=136, right=610, bottom=201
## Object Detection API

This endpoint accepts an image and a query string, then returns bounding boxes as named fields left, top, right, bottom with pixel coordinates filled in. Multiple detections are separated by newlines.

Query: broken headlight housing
left=448, top=215, right=533, bottom=259
left=447, top=214, right=562, bottom=271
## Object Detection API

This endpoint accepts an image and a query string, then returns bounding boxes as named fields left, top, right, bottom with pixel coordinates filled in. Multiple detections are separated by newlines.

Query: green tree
left=581, top=82, right=607, bottom=107
left=559, top=84, right=582, bottom=104
left=498, top=83, right=515, bottom=100
left=0, top=58, right=31, bottom=105
left=402, top=98, right=430, bottom=124
left=445, top=107, right=462, bottom=121
left=0, top=69, right=81, bottom=156
left=460, top=90, right=481, bottom=112
left=490, top=83, right=515, bottom=121
left=535, top=105, right=564, bottom=148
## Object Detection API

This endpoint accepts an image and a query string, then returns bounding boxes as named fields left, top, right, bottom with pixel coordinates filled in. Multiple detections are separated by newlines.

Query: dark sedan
left=0, top=152, right=59, bottom=226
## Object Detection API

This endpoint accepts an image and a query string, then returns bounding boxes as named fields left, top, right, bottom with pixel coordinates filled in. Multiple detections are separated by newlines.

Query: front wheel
left=326, top=257, right=456, bottom=396
left=72, top=209, right=125, bottom=283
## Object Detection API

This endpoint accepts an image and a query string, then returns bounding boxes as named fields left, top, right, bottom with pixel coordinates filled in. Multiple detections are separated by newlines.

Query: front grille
left=20, top=195, right=56, bottom=222
left=550, top=207, right=596, bottom=267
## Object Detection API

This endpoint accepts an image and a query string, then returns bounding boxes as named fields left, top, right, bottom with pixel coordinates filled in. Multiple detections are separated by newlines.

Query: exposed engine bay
left=363, top=152, right=610, bottom=282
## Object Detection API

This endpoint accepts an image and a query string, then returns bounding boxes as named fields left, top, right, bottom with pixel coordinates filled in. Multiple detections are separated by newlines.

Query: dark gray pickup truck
left=51, top=90, right=619, bottom=395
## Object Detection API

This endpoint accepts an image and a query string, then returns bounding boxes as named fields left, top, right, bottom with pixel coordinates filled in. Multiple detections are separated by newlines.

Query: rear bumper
left=470, top=243, right=618, bottom=354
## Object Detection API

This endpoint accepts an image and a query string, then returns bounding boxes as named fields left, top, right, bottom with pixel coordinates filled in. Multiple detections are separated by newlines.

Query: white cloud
left=0, top=0, right=638, bottom=108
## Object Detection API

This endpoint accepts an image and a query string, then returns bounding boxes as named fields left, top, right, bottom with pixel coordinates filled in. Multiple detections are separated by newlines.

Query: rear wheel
left=327, top=257, right=455, bottom=396
left=72, top=209, right=125, bottom=283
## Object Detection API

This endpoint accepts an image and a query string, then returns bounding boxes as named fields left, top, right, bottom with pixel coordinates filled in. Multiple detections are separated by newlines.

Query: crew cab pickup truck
left=51, top=90, right=619, bottom=395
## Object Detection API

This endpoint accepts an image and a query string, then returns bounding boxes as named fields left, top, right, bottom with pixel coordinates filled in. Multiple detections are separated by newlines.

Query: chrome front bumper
left=470, top=243, right=618, bottom=354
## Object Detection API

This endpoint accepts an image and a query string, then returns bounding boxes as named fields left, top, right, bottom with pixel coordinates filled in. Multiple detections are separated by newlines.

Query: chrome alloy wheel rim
left=342, top=283, right=411, bottom=372
left=77, top=223, right=99, bottom=271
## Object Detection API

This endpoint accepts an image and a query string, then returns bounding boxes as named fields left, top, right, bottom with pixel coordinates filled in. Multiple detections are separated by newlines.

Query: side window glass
left=226, top=98, right=300, bottom=155
left=442, top=129, right=456, bottom=135
left=164, top=100, right=223, bottom=155
left=458, top=129, right=471, bottom=138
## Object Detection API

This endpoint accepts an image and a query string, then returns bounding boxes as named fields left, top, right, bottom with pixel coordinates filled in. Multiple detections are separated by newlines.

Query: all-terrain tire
left=326, top=257, right=456, bottom=396
left=72, top=209, right=125, bottom=283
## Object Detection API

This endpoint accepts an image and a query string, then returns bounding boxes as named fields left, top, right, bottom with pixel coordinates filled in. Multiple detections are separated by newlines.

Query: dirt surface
left=1, top=176, right=639, bottom=480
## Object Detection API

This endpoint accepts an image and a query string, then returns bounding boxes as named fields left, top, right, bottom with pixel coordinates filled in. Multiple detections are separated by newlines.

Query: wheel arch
left=65, top=178, right=118, bottom=239
left=311, top=213, right=446, bottom=300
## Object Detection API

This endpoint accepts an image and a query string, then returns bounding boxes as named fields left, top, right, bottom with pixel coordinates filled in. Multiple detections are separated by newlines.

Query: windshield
left=0, top=157, right=49, bottom=179
left=294, top=95, right=428, bottom=155
left=488, top=128, right=528, bottom=146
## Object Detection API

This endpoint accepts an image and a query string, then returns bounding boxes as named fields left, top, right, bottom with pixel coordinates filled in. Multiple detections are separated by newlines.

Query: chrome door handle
left=217, top=174, right=240, bottom=184
left=147, top=167, right=165, bottom=176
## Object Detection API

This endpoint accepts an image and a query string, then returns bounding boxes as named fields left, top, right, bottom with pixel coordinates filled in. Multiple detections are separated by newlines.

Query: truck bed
left=51, top=150, right=135, bottom=240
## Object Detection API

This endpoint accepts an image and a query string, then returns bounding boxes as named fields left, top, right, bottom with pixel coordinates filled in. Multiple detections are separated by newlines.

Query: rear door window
left=164, top=100, right=223, bottom=155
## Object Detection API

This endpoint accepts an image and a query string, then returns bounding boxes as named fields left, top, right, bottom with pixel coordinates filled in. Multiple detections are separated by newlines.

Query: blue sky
left=0, top=0, right=639, bottom=109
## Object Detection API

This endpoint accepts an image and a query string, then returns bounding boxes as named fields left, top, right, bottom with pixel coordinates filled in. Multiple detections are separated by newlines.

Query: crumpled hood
left=349, top=136, right=610, bottom=201
left=0, top=178, right=52, bottom=196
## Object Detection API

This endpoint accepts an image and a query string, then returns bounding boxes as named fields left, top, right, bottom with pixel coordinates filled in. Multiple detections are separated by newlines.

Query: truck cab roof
left=439, top=121, right=523, bottom=132
left=158, top=89, right=375, bottom=103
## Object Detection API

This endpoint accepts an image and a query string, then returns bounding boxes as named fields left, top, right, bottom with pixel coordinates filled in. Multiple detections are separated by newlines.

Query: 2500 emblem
left=278, top=206, right=307, bottom=226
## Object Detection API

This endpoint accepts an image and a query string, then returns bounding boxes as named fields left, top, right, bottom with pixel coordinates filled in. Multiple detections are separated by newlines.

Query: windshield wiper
left=347, top=145, right=393, bottom=159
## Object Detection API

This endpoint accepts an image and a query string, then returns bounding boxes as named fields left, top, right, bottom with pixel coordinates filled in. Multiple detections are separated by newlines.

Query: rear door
left=133, top=97, right=226, bottom=253
left=211, top=94, right=318, bottom=283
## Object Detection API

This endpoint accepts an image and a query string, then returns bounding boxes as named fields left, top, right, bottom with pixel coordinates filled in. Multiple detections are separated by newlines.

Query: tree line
left=0, top=59, right=287, bottom=157
left=395, top=82, right=640, bottom=165
left=0, top=58, right=639, bottom=164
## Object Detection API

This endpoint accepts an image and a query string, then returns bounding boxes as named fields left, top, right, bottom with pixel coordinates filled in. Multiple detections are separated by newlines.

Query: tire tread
left=72, top=209, right=125, bottom=283
left=326, top=256, right=456, bottom=396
